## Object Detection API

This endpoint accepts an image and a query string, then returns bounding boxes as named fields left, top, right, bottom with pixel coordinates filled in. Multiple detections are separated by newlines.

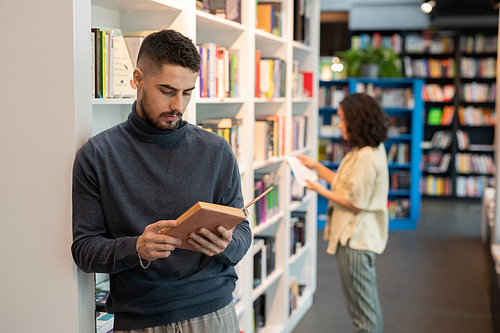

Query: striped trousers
left=336, top=243, right=383, bottom=333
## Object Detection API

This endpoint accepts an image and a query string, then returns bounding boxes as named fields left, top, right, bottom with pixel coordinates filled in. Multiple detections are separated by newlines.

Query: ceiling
left=432, top=0, right=498, bottom=17
left=429, top=0, right=499, bottom=28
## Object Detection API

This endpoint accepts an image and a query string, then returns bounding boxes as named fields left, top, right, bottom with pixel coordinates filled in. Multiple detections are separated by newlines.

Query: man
left=71, top=29, right=251, bottom=333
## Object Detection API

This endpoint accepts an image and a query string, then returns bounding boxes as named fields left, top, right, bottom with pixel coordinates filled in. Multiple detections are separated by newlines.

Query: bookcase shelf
left=318, top=78, right=423, bottom=230
left=349, top=28, right=497, bottom=199
left=75, top=1, right=320, bottom=332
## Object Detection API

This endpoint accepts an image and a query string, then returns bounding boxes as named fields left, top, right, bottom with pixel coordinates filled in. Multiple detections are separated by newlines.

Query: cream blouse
left=324, top=143, right=389, bottom=255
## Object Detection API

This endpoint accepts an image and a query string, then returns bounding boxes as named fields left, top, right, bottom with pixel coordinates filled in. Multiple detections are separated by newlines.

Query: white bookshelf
left=74, top=1, right=320, bottom=332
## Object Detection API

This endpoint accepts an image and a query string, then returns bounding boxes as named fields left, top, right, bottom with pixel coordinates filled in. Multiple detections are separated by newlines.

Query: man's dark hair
left=340, top=93, right=389, bottom=148
left=136, top=29, right=201, bottom=75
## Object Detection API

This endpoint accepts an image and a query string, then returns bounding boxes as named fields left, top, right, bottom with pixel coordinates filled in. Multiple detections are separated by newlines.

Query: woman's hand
left=295, top=154, right=317, bottom=170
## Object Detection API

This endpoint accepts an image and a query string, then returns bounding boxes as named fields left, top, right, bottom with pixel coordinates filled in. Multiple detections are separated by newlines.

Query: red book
left=255, top=50, right=261, bottom=97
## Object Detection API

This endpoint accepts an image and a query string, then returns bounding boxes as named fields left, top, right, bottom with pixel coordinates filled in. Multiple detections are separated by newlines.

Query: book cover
left=161, top=187, right=272, bottom=252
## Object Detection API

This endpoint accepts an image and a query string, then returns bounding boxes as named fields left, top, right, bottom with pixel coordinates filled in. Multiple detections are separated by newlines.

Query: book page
left=286, top=156, right=318, bottom=187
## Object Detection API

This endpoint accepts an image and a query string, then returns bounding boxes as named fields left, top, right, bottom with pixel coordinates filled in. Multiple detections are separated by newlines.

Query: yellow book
left=100, top=30, right=107, bottom=98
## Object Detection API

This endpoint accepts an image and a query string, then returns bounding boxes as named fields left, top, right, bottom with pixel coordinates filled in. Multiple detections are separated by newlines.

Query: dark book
left=92, top=28, right=101, bottom=98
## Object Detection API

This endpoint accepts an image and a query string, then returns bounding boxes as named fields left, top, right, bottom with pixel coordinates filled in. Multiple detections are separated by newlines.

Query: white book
left=286, top=156, right=318, bottom=187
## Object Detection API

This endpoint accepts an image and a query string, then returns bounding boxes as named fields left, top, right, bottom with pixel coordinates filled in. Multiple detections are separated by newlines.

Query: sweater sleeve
left=71, top=142, right=139, bottom=274
left=214, top=143, right=252, bottom=266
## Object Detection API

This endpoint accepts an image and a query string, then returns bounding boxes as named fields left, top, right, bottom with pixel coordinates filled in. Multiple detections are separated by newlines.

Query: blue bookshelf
left=317, top=78, right=424, bottom=230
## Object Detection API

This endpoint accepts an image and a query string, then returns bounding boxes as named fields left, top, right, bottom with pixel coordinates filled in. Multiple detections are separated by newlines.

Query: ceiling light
left=421, top=0, right=436, bottom=14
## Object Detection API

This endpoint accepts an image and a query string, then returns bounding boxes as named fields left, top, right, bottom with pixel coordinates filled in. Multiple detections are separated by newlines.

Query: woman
left=297, top=93, right=389, bottom=333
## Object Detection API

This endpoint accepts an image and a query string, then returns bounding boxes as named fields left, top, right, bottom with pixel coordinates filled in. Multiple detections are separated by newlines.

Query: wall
left=0, top=0, right=83, bottom=331
left=321, top=0, right=431, bottom=30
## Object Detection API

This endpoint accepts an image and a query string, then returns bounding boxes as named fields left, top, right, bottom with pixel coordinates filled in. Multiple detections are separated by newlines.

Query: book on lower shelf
left=96, top=311, right=114, bottom=333
left=253, top=294, right=266, bottom=332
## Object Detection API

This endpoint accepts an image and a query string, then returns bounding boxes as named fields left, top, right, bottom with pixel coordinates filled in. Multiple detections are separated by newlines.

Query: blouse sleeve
left=335, top=152, right=377, bottom=210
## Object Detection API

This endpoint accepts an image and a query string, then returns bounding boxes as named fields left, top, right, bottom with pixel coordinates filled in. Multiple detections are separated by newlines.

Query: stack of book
left=254, top=173, right=280, bottom=226
left=198, top=43, right=240, bottom=99
left=255, top=53, right=287, bottom=99
left=254, top=115, right=285, bottom=162
left=199, top=118, right=243, bottom=165
left=256, top=2, right=282, bottom=36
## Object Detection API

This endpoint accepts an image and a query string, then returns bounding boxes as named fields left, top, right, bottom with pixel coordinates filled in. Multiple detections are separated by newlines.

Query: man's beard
left=140, top=91, right=183, bottom=131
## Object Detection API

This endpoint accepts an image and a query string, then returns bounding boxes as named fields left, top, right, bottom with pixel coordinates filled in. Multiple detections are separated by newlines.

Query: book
left=286, top=156, right=318, bottom=187
left=124, top=36, right=144, bottom=69
left=160, top=187, right=273, bottom=251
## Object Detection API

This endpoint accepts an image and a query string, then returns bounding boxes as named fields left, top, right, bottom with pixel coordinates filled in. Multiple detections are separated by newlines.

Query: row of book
left=422, top=151, right=451, bottom=173
left=318, top=114, right=341, bottom=137
left=289, top=277, right=305, bottom=316
left=290, top=212, right=306, bottom=257
left=199, top=118, right=243, bottom=165
left=253, top=236, right=276, bottom=289
left=387, top=143, right=410, bottom=164
left=421, top=130, right=453, bottom=150
left=426, top=105, right=455, bottom=126
left=90, top=27, right=138, bottom=99
left=461, top=57, right=496, bottom=78
left=318, top=140, right=349, bottom=163
left=350, top=33, right=403, bottom=54
left=388, top=116, right=411, bottom=136
left=255, top=51, right=287, bottom=98
left=420, top=176, right=453, bottom=196
left=456, top=129, right=470, bottom=150
left=292, top=60, right=313, bottom=98
left=253, top=294, right=266, bottom=333
left=405, top=31, right=454, bottom=54
left=455, top=153, right=495, bottom=175
left=291, top=115, right=308, bottom=152
left=196, top=0, right=241, bottom=23
left=456, top=176, right=493, bottom=198
left=355, top=83, right=415, bottom=109
left=390, top=171, right=411, bottom=191
left=460, top=34, right=498, bottom=54
left=198, top=43, right=240, bottom=99
left=254, top=116, right=285, bottom=162
left=254, top=173, right=280, bottom=227
left=421, top=84, right=455, bottom=102
left=458, top=106, right=495, bottom=126
left=318, top=84, right=348, bottom=108
left=461, top=82, right=496, bottom=103
left=256, top=2, right=282, bottom=36
left=388, top=199, right=410, bottom=219
left=404, top=56, right=455, bottom=79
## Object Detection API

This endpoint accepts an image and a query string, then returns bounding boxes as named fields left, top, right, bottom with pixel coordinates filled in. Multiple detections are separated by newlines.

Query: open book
left=286, top=156, right=318, bottom=187
left=161, top=187, right=273, bottom=251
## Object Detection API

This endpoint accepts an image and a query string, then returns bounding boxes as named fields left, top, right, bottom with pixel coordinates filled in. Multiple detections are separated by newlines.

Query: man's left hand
left=187, top=226, right=234, bottom=256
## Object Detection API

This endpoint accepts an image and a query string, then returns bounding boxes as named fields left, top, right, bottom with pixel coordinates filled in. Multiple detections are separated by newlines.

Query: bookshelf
left=318, top=78, right=424, bottom=230
left=75, top=1, right=320, bottom=333
left=348, top=29, right=497, bottom=199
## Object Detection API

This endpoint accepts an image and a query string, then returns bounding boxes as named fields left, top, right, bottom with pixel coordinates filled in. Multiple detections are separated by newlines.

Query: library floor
left=292, top=198, right=493, bottom=333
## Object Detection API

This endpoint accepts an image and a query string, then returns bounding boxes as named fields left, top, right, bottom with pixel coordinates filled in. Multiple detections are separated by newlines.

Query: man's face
left=135, top=64, right=198, bottom=131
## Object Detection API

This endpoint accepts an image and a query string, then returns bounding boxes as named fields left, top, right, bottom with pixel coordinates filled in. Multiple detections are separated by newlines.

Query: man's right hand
left=137, top=220, right=182, bottom=261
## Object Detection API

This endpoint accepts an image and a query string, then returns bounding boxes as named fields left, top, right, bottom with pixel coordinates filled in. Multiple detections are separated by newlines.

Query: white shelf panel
left=235, top=300, right=245, bottom=317
left=253, top=156, right=284, bottom=170
left=290, top=194, right=311, bottom=212
left=292, top=40, right=313, bottom=52
left=260, top=324, right=286, bottom=333
left=92, top=98, right=135, bottom=105
left=91, top=0, right=183, bottom=12
left=196, top=10, right=246, bottom=31
left=251, top=268, right=284, bottom=301
left=255, top=29, right=286, bottom=45
left=292, top=97, right=313, bottom=103
left=255, top=97, right=286, bottom=103
left=288, top=243, right=311, bottom=266
left=253, top=211, right=284, bottom=236
left=195, top=97, right=245, bottom=104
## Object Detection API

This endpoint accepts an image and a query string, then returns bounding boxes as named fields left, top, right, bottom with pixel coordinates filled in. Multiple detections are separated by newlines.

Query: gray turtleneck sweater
left=71, top=103, right=252, bottom=331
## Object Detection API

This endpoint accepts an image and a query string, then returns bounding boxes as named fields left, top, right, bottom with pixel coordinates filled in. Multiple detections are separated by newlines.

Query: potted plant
left=337, top=46, right=403, bottom=78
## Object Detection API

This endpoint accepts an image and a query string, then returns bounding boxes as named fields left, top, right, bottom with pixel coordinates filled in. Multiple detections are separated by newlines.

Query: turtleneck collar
left=127, top=101, right=188, bottom=143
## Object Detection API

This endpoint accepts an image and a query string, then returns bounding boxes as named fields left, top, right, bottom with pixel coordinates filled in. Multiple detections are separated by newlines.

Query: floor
left=292, top=198, right=494, bottom=333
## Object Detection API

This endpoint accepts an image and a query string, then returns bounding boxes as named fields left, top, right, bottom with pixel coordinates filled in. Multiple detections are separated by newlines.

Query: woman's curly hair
left=340, top=93, right=389, bottom=148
